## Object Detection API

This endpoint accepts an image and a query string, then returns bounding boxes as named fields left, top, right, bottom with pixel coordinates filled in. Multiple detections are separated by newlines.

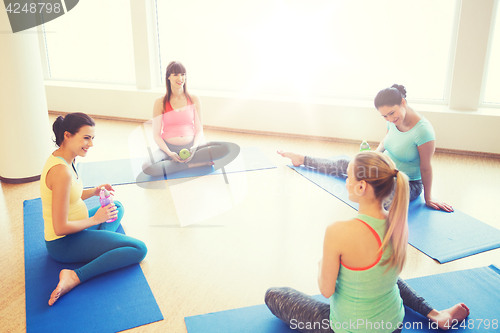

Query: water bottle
left=359, top=140, right=371, bottom=152
left=99, top=187, right=117, bottom=223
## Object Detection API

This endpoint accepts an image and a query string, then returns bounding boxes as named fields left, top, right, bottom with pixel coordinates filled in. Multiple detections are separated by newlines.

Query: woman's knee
left=135, top=239, right=148, bottom=262
left=209, top=142, right=230, bottom=159
left=142, top=158, right=154, bottom=172
left=265, top=287, right=278, bottom=309
left=409, top=182, right=423, bottom=201
left=265, top=287, right=292, bottom=306
left=142, top=150, right=168, bottom=172
left=114, top=200, right=124, bottom=211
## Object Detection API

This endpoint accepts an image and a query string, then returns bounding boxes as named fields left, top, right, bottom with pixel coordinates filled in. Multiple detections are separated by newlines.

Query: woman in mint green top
left=328, top=213, right=404, bottom=332
left=266, top=151, right=469, bottom=332
left=374, top=84, right=452, bottom=212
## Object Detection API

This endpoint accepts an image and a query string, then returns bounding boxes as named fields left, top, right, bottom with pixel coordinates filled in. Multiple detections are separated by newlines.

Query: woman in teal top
left=374, top=84, right=452, bottom=212
left=278, top=84, right=453, bottom=212
left=266, top=151, right=469, bottom=332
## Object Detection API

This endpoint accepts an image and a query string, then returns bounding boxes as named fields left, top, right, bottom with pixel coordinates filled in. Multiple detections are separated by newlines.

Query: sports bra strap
left=340, top=218, right=383, bottom=271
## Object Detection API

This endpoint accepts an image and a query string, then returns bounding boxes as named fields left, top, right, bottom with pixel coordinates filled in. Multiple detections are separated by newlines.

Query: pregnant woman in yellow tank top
left=41, top=113, right=147, bottom=306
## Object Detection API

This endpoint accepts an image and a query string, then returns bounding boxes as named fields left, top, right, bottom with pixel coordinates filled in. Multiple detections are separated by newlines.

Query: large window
left=42, top=0, right=135, bottom=84
left=155, top=0, right=456, bottom=101
left=483, top=2, right=500, bottom=105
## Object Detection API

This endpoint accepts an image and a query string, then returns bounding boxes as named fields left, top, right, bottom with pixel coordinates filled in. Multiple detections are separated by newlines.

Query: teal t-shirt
left=383, top=117, right=435, bottom=181
left=329, top=214, right=404, bottom=333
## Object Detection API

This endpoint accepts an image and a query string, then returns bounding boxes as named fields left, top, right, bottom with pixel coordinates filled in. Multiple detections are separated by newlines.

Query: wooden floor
left=1, top=116, right=500, bottom=332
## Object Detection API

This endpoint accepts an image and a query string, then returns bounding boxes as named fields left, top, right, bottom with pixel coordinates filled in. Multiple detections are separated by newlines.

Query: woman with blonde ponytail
left=353, top=151, right=409, bottom=273
left=265, top=152, right=469, bottom=333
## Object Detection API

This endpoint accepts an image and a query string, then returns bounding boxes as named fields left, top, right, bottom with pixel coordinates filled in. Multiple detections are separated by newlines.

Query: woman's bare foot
left=427, top=303, right=470, bottom=330
left=48, top=269, right=81, bottom=306
left=277, top=150, right=305, bottom=167
left=187, top=161, right=214, bottom=169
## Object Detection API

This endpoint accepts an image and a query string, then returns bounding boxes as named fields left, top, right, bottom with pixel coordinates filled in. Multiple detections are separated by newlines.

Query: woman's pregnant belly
left=165, top=136, right=195, bottom=146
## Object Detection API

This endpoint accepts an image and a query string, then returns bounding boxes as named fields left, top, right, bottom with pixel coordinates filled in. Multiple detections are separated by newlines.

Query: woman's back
left=330, top=214, right=404, bottom=333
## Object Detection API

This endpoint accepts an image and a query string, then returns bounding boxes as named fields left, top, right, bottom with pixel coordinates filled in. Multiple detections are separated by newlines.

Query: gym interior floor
left=1, top=115, right=499, bottom=332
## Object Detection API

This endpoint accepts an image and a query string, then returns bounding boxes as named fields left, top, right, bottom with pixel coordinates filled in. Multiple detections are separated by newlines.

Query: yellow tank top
left=40, top=154, right=89, bottom=241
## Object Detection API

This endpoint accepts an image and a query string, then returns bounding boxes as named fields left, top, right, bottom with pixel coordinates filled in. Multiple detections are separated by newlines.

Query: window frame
left=36, top=0, right=500, bottom=112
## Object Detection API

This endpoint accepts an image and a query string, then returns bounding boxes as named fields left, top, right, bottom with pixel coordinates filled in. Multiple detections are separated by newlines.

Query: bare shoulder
left=48, top=163, right=71, bottom=178
left=189, top=93, right=201, bottom=104
left=154, top=96, right=164, bottom=107
left=323, top=220, right=357, bottom=254
left=153, top=96, right=165, bottom=116
left=189, top=93, right=200, bottom=102
left=46, top=164, right=71, bottom=190
left=325, top=219, right=355, bottom=237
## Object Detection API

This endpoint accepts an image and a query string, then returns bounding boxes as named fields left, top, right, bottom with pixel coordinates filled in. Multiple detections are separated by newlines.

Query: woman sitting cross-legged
left=142, top=61, right=235, bottom=176
left=42, top=112, right=147, bottom=306
left=265, top=151, right=468, bottom=333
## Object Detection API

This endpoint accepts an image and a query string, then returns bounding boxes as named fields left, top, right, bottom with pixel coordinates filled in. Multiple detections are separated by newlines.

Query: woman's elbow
left=53, top=228, right=66, bottom=237
left=420, top=166, right=432, bottom=175
left=319, top=281, right=335, bottom=298
left=153, top=134, right=163, bottom=143
left=52, top=222, right=68, bottom=237
left=320, top=287, right=335, bottom=299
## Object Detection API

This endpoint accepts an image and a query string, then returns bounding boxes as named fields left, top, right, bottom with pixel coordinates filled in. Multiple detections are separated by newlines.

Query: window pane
left=155, top=0, right=455, bottom=101
left=43, top=0, right=135, bottom=84
left=484, top=3, right=500, bottom=105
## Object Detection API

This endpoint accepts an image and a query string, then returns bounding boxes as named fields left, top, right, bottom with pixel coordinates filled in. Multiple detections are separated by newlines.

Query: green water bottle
left=359, top=140, right=371, bottom=152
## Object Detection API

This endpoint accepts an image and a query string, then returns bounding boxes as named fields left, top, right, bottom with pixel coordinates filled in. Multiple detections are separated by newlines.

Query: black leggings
left=265, top=279, right=433, bottom=333
left=303, top=156, right=423, bottom=209
left=142, top=141, right=231, bottom=176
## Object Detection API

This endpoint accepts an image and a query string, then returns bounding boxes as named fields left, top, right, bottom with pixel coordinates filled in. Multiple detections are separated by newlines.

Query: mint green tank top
left=329, top=214, right=404, bottom=333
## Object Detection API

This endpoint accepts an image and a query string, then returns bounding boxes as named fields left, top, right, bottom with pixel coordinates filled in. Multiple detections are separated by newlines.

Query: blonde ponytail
left=381, top=170, right=409, bottom=273
left=353, top=151, right=410, bottom=273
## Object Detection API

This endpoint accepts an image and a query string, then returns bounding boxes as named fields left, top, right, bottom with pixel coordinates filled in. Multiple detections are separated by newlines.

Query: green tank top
left=329, top=214, right=404, bottom=333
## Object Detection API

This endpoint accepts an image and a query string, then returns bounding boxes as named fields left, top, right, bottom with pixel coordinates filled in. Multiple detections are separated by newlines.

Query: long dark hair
left=374, top=84, right=407, bottom=109
left=162, top=61, right=191, bottom=113
left=52, top=112, right=95, bottom=147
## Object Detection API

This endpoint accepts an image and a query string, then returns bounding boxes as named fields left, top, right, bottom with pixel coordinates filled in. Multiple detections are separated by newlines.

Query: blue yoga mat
left=288, top=164, right=500, bottom=263
left=185, top=265, right=500, bottom=333
left=77, top=146, right=276, bottom=188
left=24, top=196, right=163, bottom=333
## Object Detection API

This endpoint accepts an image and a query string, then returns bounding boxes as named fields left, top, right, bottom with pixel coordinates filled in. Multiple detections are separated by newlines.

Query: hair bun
left=391, top=84, right=407, bottom=98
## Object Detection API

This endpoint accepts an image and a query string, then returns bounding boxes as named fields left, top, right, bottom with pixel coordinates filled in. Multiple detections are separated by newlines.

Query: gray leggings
left=303, top=156, right=423, bottom=209
left=265, top=279, right=433, bottom=333
left=142, top=141, right=231, bottom=176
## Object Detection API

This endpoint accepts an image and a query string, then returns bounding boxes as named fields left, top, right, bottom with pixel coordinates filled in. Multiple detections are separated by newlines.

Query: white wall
left=42, top=0, right=500, bottom=155
left=0, top=7, right=52, bottom=182
left=45, top=83, right=500, bottom=154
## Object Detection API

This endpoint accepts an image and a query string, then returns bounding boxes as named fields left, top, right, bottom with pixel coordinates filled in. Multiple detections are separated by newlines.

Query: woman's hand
left=182, top=147, right=197, bottom=163
left=425, top=199, right=454, bottom=212
left=92, top=203, right=118, bottom=224
left=93, top=184, right=114, bottom=197
left=167, top=151, right=182, bottom=163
